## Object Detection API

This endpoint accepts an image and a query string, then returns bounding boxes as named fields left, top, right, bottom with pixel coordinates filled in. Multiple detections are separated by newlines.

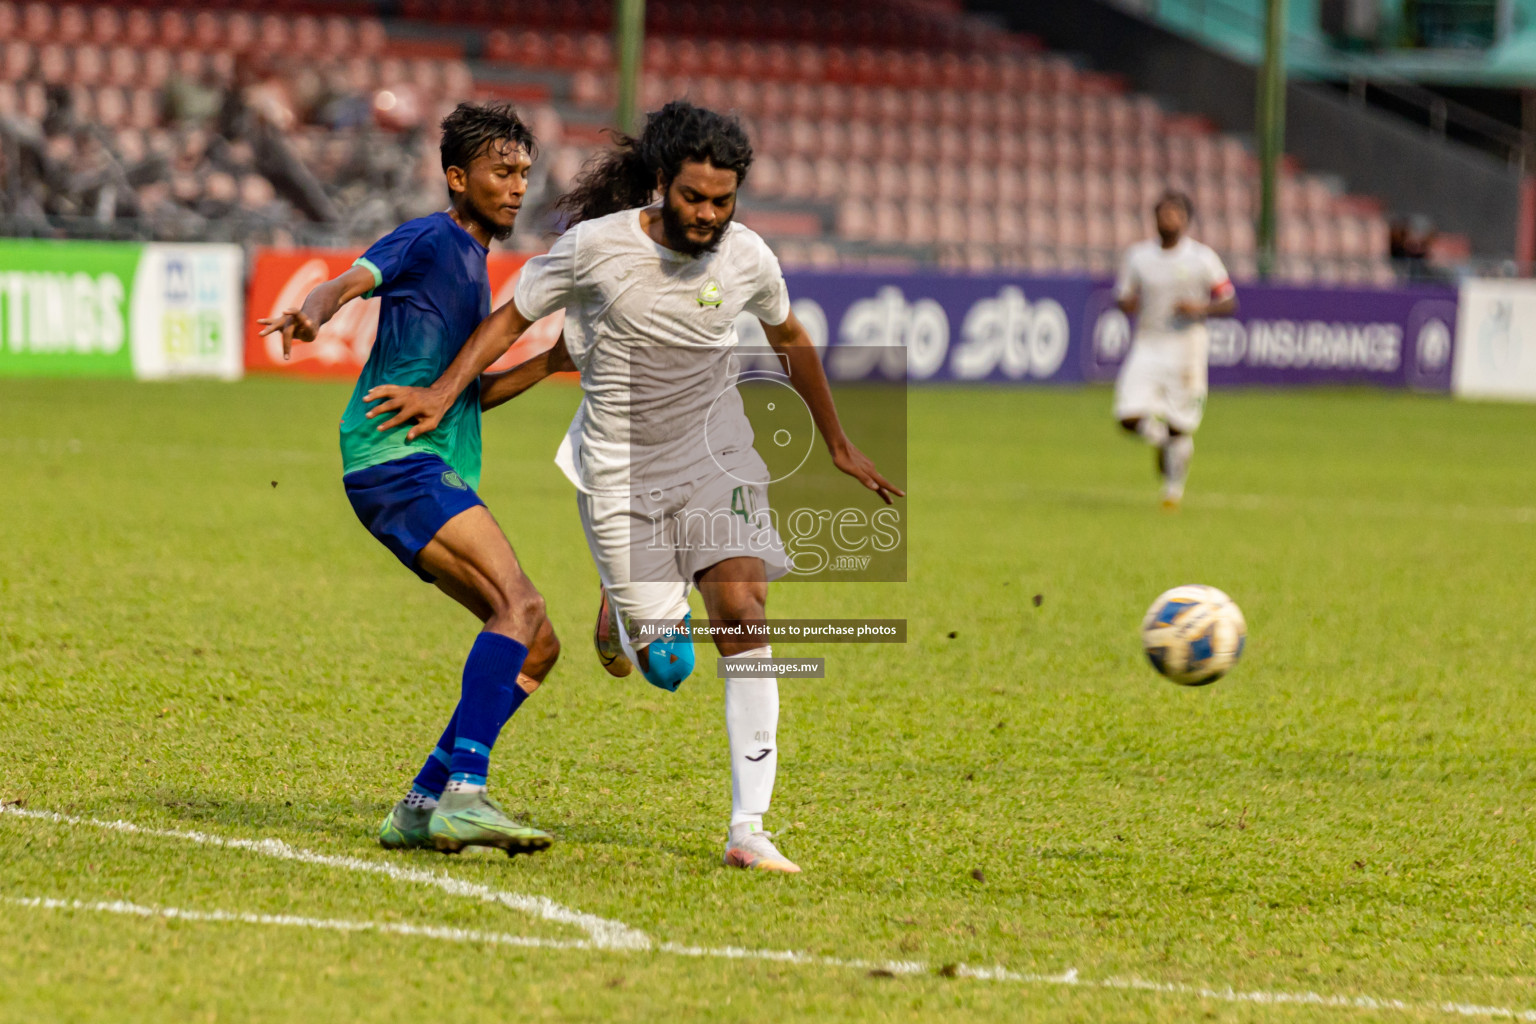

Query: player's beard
left=660, top=198, right=731, bottom=256
left=468, top=199, right=515, bottom=242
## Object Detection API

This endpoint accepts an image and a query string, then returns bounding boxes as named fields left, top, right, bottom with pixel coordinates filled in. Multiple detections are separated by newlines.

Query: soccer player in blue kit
left=257, top=103, right=560, bottom=856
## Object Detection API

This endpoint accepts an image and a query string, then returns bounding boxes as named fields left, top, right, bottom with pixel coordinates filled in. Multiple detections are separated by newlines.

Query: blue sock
left=447, top=632, right=530, bottom=788
left=409, top=708, right=459, bottom=799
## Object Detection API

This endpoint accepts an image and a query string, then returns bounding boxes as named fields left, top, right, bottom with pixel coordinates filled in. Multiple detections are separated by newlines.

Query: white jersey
left=1115, top=237, right=1234, bottom=354
left=513, top=206, right=792, bottom=497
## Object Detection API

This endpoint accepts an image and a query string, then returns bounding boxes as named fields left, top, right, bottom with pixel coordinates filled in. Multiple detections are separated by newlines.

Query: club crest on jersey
left=696, top=278, right=723, bottom=307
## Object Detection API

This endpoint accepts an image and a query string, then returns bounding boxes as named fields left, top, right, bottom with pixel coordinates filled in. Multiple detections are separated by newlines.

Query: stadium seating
left=527, top=26, right=1399, bottom=281
left=0, top=0, right=1409, bottom=281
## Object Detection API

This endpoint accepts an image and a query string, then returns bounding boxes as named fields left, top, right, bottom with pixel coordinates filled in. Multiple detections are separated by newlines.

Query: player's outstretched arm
left=479, top=335, right=576, bottom=412
left=762, top=312, right=905, bottom=505
left=255, top=266, right=376, bottom=360
left=365, top=300, right=538, bottom=441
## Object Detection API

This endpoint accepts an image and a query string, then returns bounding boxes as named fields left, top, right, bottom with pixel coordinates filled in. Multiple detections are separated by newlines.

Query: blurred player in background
left=257, top=103, right=561, bottom=857
left=1114, top=190, right=1237, bottom=510
left=365, top=100, right=902, bottom=875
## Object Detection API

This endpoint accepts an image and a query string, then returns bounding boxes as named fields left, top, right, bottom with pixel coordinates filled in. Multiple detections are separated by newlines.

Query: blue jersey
left=339, top=212, right=491, bottom=489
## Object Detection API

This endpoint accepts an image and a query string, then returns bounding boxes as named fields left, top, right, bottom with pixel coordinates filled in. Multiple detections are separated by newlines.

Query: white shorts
left=578, top=470, right=789, bottom=659
left=1113, top=338, right=1208, bottom=434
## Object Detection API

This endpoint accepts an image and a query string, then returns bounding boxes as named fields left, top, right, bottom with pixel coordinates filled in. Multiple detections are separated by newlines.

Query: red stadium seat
left=1199, top=216, right=1229, bottom=253
left=961, top=206, right=995, bottom=246
left=793, top=43, right=824, bottom=82
left=845, top=120, right=877, bottom=161
left=257, top=15, right=290, bottom=53
left=749, top=154, right=784, bottom=198
left=570, top=69, right=607, bottom=106
left=1113, top=210, right=1142, bottom=248
left=20, top=3, right=51, bottom=43
left=720, top=78, right=755, bottom=117
left=994, top=132, right=1023, bottom=166
left=293, top=16, right=322, bottom=57
left=995, top=168, right=1025, bottom=206
left=321, top=17, right=354, bottom=56
left=1, top=41, right=31, bottom=83
left=127, top=88, right=158, bottom=130
left=932, top=163, right=963, bottom=204
left=72, top=45, right=104, bottom=87
left=121, top=9, right=153, bottom=49
left=897, top=161, right=933, bottom=202
left=1050, top=132, right=1081, bottom=172
left=837, top=197, right=874, bottom=242
left=962, top=164, right=995, bottom=205
left=812, top=83, right=844, bottom=121
left=1022, top=166, right=1053, bottom=207
left=785, top=82, right=816, bottom=120
left=903, top=201, right=936, bottom=245
left=871, top=199, right=903, bottom=243
left=1108, top=170, right=1138, bottom=211
left=410, top=58, right=443, bottom=96
left=842, top=159, right=874, bottom=196
left=580, top=33, right=613, bottom=69
left=156, top=11, right=188, bottom=50
left=806, top=120, right=840, bottom=160
left=810, top=156, right=843, bottom=200
left=1310, top=214, right=1341, bottom=257
left=872, top=160, right=905, bottom=201
left=1278, top=218, right=1310, bottom=256
left=57, top=6, right=86, bottom=44
left=36, top=44, right=66, bottom=86
left=187, top=12, right=221, bottom=53
left=962, top=130, right=994, bottom=165
left=1024, top=206, right=1057, bottom=247
left=358, top=20, right=388, bottom=57
left=95, top=85, right=129, bottom=128
left=781, top=156, right=816, bottom=198
left=18, top=79, right=43, bottom=121
left=995, top=208, right=1025, bottom=247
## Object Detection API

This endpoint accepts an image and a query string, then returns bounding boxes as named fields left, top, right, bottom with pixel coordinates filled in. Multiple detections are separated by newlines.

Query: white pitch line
left=13, top=895, right=1536, bottom=1022
left=0, top=804, right=648, bottom=950
left=9, top=896, right=593, bottom=953
left=6, top=805, right=1536, bottom=1022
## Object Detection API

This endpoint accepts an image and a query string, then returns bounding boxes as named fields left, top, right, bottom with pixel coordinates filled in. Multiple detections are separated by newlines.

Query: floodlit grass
left=2, top=377, right=1535, bottom=1022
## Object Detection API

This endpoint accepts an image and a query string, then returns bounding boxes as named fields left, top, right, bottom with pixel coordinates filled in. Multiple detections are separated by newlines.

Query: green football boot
left=378, top=800, right=434, bottom=851
left=429, top=790, right=554, bottom=856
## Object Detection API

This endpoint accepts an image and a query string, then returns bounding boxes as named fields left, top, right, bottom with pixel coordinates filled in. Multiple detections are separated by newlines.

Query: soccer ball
left=1140, top=585, right=1247, bottom=686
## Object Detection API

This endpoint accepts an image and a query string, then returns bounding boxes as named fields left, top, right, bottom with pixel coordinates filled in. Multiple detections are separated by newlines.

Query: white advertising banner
left=129, top=243, right=244, bottom=381
left=1453, top=278, right=1536, bottom=401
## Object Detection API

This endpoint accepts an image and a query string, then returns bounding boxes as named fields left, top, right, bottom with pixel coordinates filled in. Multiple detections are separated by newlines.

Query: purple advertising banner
left=769, top=272, right=1458, bottom=391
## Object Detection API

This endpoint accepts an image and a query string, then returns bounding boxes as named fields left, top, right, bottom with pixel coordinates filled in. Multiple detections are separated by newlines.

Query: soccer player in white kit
left=365, top=101, right=902, bottom=874
left=1114, top=190, right=1237, bottom=509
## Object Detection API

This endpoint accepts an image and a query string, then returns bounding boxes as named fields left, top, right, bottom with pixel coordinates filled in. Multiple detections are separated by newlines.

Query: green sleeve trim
left=353, top=257, right=383, bottom=298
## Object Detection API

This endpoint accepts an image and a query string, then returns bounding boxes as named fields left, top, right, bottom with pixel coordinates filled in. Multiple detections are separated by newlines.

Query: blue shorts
left=343, top=452, right=484, bottom=583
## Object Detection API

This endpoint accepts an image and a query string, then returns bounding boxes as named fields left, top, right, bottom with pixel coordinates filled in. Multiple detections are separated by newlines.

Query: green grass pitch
left=2, top=377, right=1536, bottom=1022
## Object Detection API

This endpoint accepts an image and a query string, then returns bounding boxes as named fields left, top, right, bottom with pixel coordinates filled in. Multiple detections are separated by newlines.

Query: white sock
left=1138, top=416, right=1170, bottom=447
left=402, top=790, right=438, bottom=811
left=1163, top=434, right=1194, bottom=497
left=724, top=646, right=778, bottom=829
left=444, top=778, right=486, bottom=795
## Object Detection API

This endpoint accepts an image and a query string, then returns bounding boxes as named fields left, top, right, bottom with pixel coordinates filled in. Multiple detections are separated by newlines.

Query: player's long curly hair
left=555, top=101, right=753, bottom=226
